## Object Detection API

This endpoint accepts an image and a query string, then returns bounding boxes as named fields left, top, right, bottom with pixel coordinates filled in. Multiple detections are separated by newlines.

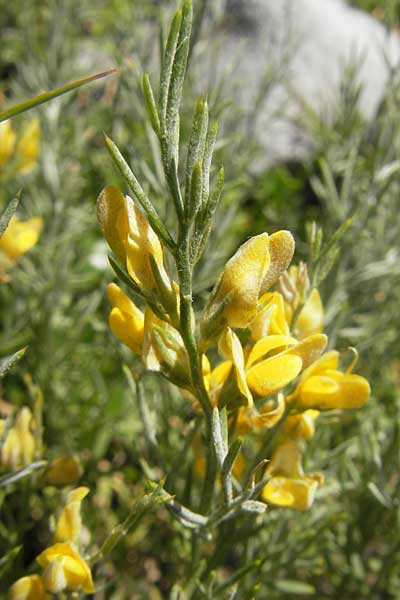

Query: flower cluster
left=0, top=118, right=42, bottom=273
left=98, top=184, right=370, bottom=512
left=9, top=487, right=93, bottom=598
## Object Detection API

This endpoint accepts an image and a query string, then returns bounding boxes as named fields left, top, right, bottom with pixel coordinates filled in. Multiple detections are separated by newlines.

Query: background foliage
left=0, top=0, right=399, bottom=598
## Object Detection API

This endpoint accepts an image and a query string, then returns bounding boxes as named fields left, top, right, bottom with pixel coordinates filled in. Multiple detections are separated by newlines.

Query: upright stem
left=176, top=223, right=216, bottom=515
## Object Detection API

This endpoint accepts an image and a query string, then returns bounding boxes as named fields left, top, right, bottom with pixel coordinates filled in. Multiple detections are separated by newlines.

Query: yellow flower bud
left=96, top=186, right=129, bottom=265
left=97, top=186, right=171, bottom=294
left=54, top=487, right=90, bottom=545
left=201, top=231, right=295, bottom=339
left=8, top=574, right=49, bottom=600
left=0, top=216, right=42, bottom=264
left=1, top=407, right=35, bottom=470
left=43, top=456, right=83, bottom=487
left=37, top=542, right=94, bottom=594
left=107, top=283, right=144, bottom=354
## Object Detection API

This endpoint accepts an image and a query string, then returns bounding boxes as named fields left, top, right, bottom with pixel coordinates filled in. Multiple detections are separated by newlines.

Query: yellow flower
left=236, top=394, right=285, bottom=434
left=37, top=542, right=94, bottom=594
left=295, top=288, right=323, bottom=339
left=201, top=231, right=294, bottom=340
left=54, top=487, right=90, bottom=545
left=0, top=407, right=35, bottom=470
left=281, top=409, right=320, bottom=440
left=0, top=118, right=39, bottom=175
left=15, top=119, right=40, bottom=175
left=290, top=350, right=370, bottom=410
left=0, top=215, right=42, bottom=264
left=43, top=455, right=83, bottom=487
left=249, top=292, right=290, bottom=341
left=8, top=574, right=49, bottom=600
left=0, top=121, right=16, bottom=169
left=107, top=282, right=144, bottom=354
left=262, top=441, right=322, bottom=511
left=216, top=329, right=327, bottom=408
left=97, top=186, right=171, bottom=293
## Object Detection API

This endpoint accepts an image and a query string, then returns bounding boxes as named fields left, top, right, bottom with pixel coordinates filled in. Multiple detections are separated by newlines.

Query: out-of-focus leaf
left=0, top=69, right=116, bottom=123
left=0, top=347, right=27, bottom=379
left=0, top=194, right=20, bottom=239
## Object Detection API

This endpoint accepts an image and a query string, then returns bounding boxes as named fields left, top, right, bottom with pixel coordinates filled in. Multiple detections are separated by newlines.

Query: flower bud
left=201, top=231, right=294, bottom=341
left=97, top=186, right=172, bottom=294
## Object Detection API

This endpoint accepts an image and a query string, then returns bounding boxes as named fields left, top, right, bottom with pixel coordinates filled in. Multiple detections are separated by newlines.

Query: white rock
left=209, top=0, right=400, bottom=169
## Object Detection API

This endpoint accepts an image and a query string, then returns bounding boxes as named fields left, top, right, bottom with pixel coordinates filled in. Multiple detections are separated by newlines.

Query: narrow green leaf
left=0, top=545, right=22, bottom=573
left=185, top=98, right=208, bottom=208
left=0, top=69, right=116, bottom=123
left=0, top=347, right=27, bottom=379
left=159, top=9, right=182, bottom=123
left=188, top=161, right=202, bottom=221
left=166, top=0, right=192, bottom=156
left=108, top=254, right=143, bottom=298
left=367, top=481, right=392, bottom=508
left=211, top=406, right=226, bottom=468
left=319, top=217, right=352, bottom=262
left=142, top=73, right=161, bottom=136
left=203, top=166, right=224, bottom=223
left=165, top=157, right=184, bottom=217
left=0, top=194, right=20, bottom=239
left=315, top=247, right=340, bottom=286
left=202, top=120, right=218, bottom=207
left=221, top=438, right=243, bottom=481
left=105, top=135, right=175, bottom=252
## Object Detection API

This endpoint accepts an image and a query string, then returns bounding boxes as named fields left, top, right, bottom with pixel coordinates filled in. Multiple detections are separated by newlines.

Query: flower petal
left=247, top=354, right=302, bottom=397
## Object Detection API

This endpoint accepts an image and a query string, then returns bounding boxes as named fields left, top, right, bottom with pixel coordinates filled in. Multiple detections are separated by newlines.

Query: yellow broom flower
left=0, top=215, right=42, bottom=265
left=215, top=329, right=327, bottom=408
left=0, top=118, right=40, bottom=176
left=290, top=350, right=370, bottom=410
left=97, top=186, right=171, bottom=294
left=262, top=441, right=322, bottom=511
left=107, top=282, right=144, bottom=354
left=37, top=542, right=94, bottom=594
left=201, top=231, right=294, bottom=340
left=43, top=455, right=83, bottom=487
left=54, top=487, right=90, bottom=546
left=8, top=575, right=49, bottom=600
